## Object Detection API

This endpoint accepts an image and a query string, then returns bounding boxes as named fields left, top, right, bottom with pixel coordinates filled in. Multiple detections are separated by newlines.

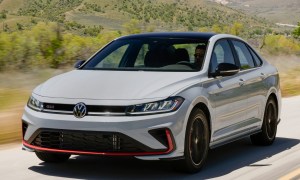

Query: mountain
left=0, top=0, right=273, bottom=34
left=211, top=0, right=300, bottom=25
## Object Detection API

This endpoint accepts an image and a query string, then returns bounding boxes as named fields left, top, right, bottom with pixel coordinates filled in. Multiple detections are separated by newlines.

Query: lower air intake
left=30, top=129, right=165, bottom=153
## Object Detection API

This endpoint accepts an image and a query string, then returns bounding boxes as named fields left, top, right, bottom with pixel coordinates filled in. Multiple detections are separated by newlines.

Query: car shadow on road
left=29, top=137, right=299, bottom=179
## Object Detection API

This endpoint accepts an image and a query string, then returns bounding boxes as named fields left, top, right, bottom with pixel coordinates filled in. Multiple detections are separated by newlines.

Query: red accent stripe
left=23, top=129, right=174, bottom=156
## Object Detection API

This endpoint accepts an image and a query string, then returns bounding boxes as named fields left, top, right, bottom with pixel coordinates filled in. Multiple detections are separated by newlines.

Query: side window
left=210, top=39, right=235, bottom=73
left=248, top=47, right=262, bottom=66
left=95, top=44, right=129, bottom=68
left=232, top=40, right=255, bottom=70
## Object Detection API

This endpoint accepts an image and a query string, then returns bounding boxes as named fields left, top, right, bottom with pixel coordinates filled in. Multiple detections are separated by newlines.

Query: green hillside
left=0, top=0, right=25, bottom=12
left=0, top=0, right=298, bottom=70
left=0, top=0, right=273, bottom=35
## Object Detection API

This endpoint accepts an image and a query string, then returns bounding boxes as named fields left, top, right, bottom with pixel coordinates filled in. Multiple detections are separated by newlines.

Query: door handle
left=260, top=73, right=266, bottom=80
left=239, top=79, right=245, bottom=86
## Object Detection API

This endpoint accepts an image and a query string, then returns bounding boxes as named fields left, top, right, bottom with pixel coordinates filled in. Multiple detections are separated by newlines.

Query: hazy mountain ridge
left=211, top=0, right=300, bottom=25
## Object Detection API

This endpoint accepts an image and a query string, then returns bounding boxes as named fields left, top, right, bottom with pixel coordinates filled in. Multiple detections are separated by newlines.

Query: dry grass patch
left=0, top=89, right=29, bottom=110
left=280, top=67, right=300, bottom=97
left=0, top=107, right=23, bottom=144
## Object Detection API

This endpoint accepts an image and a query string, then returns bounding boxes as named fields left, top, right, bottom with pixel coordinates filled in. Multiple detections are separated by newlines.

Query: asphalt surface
left=0, top=96, right=300, bottom=180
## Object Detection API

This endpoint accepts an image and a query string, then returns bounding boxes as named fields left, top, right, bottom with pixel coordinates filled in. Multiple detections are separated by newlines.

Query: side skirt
left=209, top=129, right=261, bottom=149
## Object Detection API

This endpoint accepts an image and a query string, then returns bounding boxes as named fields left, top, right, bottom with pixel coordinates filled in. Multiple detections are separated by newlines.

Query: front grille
left=30, top=129, right=162, bottom=153
left=42, top=103, right=127, bottom=116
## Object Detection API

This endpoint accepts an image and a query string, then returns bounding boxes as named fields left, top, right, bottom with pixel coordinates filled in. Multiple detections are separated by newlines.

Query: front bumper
left=22, top=101, right=189, bottom=160
left=22, top=128, right=174, bottom=156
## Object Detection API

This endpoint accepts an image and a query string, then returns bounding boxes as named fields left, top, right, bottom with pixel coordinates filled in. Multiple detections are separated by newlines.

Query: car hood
left=33, top=70, right=201, bottom=100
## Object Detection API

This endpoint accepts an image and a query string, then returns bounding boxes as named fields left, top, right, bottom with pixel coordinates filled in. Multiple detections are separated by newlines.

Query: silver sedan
left=22, top=32, right=281, bottom=173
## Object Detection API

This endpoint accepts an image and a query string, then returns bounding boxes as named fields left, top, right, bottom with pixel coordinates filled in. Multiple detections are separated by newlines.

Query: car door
left=206, top=39, right=249, bottom=143
left=230, top=40, right=266, bottom=129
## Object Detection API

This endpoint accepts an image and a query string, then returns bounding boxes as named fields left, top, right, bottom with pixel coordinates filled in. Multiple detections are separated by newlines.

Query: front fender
left=176, top=85, right=214, bottom=143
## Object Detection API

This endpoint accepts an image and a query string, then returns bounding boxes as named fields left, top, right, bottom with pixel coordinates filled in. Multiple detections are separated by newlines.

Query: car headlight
left=27, top=96, right=44, bottom=111
left=127, top=97, right=184, bottom=115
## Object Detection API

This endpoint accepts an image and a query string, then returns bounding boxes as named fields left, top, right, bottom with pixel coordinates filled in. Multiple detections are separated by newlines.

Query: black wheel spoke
left=266, top=103, right=276, bottom=138
left=189, top=118, right=206, bottom=165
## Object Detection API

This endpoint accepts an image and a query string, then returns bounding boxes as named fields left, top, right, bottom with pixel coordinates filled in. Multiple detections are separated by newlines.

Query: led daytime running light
left=127, top=97, right=184, bottom=115
left=27, top=96, right=44, bottom=111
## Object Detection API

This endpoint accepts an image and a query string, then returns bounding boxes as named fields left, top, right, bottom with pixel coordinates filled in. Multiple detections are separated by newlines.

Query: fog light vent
left=149, top=129, right=168, bottom=148
left=22, top=122, right=28, bottom=138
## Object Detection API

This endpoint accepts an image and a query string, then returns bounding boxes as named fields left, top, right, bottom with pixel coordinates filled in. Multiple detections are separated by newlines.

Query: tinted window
left=95, top=44, right=129, bottom=68
left=248, top=47, right=262, bottom=66
left=83, top=38, right=208, bottom=72
left=232, top=40, right=255, bottom=70
left=210, top=39, right=235, bottom=73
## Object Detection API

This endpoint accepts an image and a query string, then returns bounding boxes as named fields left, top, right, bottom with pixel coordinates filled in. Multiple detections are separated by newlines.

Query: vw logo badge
left=73, top=102, right=87, bottom=118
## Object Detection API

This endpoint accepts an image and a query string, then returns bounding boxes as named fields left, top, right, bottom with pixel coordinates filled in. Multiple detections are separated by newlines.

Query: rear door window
left=248, top=47, right=263, bottom=67
left=231, top=40, right=255, bottom=70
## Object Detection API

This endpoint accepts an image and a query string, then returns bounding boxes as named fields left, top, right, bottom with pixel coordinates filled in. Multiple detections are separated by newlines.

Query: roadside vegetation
left=0, top=20, right=299, bottom=71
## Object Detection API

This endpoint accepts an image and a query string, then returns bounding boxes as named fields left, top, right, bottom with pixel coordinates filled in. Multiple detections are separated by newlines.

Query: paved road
left=0, top=96, right=300, bottom=180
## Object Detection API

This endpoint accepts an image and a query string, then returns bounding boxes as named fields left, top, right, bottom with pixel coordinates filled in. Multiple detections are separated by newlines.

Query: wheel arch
left=268, top=93, right=278, bottom=110
left=266, top=87, right=281, bottom=121
left=193, top=102, right=211, bottom=136
left=185, top=96, right=213, bottom=142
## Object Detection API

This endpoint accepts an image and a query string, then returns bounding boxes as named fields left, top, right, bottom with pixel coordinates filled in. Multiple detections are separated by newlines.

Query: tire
left=174, top=108, right=210, bottom=173
left=251, top=98, right=278, bottom=146
left=35, top=152, right=71, bottom=163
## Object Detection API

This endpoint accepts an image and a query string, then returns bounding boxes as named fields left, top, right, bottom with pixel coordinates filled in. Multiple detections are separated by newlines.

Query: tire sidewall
left=262, top=99, right=278, bottom=141
left=184, top=108, right=210, bottom=171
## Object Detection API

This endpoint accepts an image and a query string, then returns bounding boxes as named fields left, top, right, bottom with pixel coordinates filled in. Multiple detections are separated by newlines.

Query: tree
left=83, top=25, right=103, bottom=36
left=17, top=23, right=24, bottom=30
left=230, top=22, right=244, bottom=36
left=212, top=24, right=222, bottom=33
left=292, top=22, right=300, bottom=38
left=198, top=27, right=209, bottom=32
left=122, top=19, right=141, bottom=34
left=31, top=22, right=64, bottom=68
left=0, top=11, right=7, bottom=19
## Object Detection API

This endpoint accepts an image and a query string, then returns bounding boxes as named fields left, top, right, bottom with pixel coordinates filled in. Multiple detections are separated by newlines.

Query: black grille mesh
left=31, top=130, right=154, bottom=153
left=43, top=103, right=127, bottom=113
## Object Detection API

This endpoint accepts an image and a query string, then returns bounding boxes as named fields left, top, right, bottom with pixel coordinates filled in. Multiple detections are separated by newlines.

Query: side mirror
left=211, top=63, right=240, bottom=77
left=74, top=60, right=85, bottom=69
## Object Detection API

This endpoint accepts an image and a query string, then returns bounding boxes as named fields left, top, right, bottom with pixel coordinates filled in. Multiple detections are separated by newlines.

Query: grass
left=0, top=14, right=41, bottom=32
left=0, top=0, right=25, bottom=12
left=266, top=55, right=300, bottom=97
left=0, top=68, right=69, bottom=144
left=65, top=11, right=128, bottom=30
left=0, top=107, right=23, bottom=144
left=0, top=89, right=27, bottom=144
left=0, top=89, right=29, bottom=144
left=0, top=89, right=29, bottom=110
left=280, top=67, right=300, bottom=97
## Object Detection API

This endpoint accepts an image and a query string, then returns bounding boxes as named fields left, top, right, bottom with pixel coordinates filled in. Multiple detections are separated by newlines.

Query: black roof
left=118, top=32, right=216, bottom=40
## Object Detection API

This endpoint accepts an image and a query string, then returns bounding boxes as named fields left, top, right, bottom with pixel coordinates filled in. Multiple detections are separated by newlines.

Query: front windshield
left=82, top=38, right=208, bottom=71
